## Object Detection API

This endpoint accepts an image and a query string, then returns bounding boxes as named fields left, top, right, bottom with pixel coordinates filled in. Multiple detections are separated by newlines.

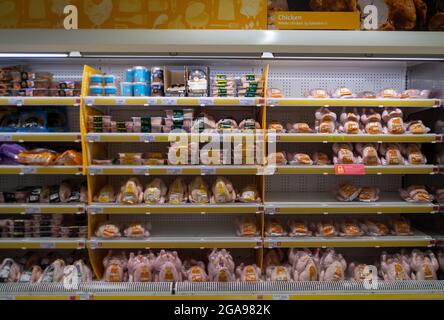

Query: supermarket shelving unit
left=0, top=29, right=443, bottom=299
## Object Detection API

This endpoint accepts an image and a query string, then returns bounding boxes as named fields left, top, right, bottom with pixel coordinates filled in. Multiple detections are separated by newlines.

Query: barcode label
left=162, top=98, right=177, bottom=105
left=26, top=206, right=41, bottom=214
left=140, top=134, right=155, bottom=142
left=115, top=97, right=126, bottom=105
left=40, top=242, right=56, bottom=249
left=0, top=134, right=12, bottom=142
left=8, top=97, right=24, bottom=106
left=85, top=97, right=94, bottom=105
left=200, top=167, right=216, bottom=175
left=199, top=98, right=214, bottom=106
left=21, top=167, right=37, bottom=174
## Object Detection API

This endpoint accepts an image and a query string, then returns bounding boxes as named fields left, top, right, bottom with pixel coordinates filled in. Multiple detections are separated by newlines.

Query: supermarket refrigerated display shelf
left=87, top=203, right=262, bottom=214
left=0, top=203, right=85, bottom=214
left=0, top=238, right=85, bottom=249
left=264, top=231, right=434, bottom=248
left=266, top=98, right=442, bottom=108
left=0, top=165, right=83, bottom=175
left=88, top=165, right=261, bottom=175
left=85, top=96, right=264, bottom=107
left=265, top=192, right=438, bottom=214
left=1, top=281, right=444, bottom=300
left=0, top=97, right=80, bottom=107
left=270, top=133, right=440, bottom=143
left=271, top=165, right=438, bottom=175
left=0, top=132, right=82, bottom=143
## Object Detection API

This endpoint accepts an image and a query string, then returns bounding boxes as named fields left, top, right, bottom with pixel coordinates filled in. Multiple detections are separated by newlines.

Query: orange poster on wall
left=0, top=0, right=267, bottom=29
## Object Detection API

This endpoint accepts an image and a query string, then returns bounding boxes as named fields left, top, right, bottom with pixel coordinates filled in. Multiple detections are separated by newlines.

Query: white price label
left=133, top=168, right=148, bottom=175
left=26, top=206, right=41, bottom=214
left=21, top=167, right=37, bottom=174
left=200, top=167, right=216, bottom=175
left=88, top=167, right=103, bottom=175
left=8, top=97, right=24, bottom=106
left=115, top=97, right=126, bottom=105
left=80, top=295, right=92, bottom=300
left=147, top=98, right=157, bottom=106
left=0, top=296, right=15, bottom=300
left=0, top=134, right=12, bottom=142
left=162, top=98, right=177, bottom=105
left=268, top=240, right=280, bottom=248
left=266, top=207, right=276, bottom=215
left=87, top=134, right=100, bottom=142
left=140, top=134, right=155, bottom=142
left=166, top=168, right=182, bottom=175
left=88, top=207, right=103, bottom=214
left=273, top=295, right=289, bottom=300
left=239, top=98, right=252, bottom=106
left=267, top=98, right=279, bottom=106
left=199, top=98, right=214, bottom=106
left=85, top=97, right=95, bottom=106
left=40, top=242, right=56, bottom=249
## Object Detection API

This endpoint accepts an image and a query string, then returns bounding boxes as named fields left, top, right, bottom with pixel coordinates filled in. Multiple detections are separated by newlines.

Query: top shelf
left=267, top=98, right=442, bottom=108
left=0, top=97, right=80, bottom=107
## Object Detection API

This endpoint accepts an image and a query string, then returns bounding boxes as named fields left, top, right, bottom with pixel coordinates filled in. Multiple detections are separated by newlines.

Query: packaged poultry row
left=269, top=107, right=432, bottom=135
left=267, top=143, right=427, bottom=166
left=94, top=177, right=261, bottom=205
left=0, top=144, right=82, bottom=166
left=261, top=217, right=415, bottom=237
left=304, top=87, right=431, bottom=100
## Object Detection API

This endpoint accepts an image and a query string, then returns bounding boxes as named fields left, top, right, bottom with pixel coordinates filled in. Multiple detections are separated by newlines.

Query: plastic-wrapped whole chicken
left=400, top=185, right=434, bottom=202
left=288, top=220, right=312, bottom=236
left=266, top=265, right=292, bottom=281
left=347, top=263, right=377, bottom=281
left=19, top=265, right=42, bottom=283
left=319, top=249, right=347, bottom=281
left=332, top=143, right=358, bottom=164
left=182, top=260, right=208, bottom=282
left=267, top=88, right=284, bottom=98
left=360, top=220, right=390, bottom=236
left=288, top=152, right=313, bottom=165
left=331, top=86, right=355, bottom=98
left=238, top=184, right=261, bottom=203
left=358, top=187, right=380, bottom=202
left=315, top=107, right=337, bottom=133
left=406, top=120, right=430, bottom=134
left=357, top=91, right=377, bottom=99
left=95, top=222, right=121, bottom=238
left=266, top=152, right=287, bottom=165
left=400, top=89, right=431, bottom=99
left=380, top=252, right=412, bottom=281
left=265, top=218, right=286, bottom=237
left=236, top=217, right=259, bottom=237
left=124, top=223, right=151, bottom=238
left=385, top=116, right=406, bottom=134
left=390, top=218, right=413, bottom=236
left=339, top=219, right=364, bottom=237
left=402, top=144, right=427, bottom=165
left=94, top=184, right=116, bottom=203
left=216, top=118, right=238, bottom=132
left=290, top=249, right=319, bottom=281
left=236, top=264, right=262, bottom=282
left=167, top=177, right=188, bottom=204
left=355, top=143, right=381, bottom=165
left=339, top=108, right=361, bottom=134
left=336, top=183, right=362, bottom=202
left=0, top=258, right=21, bottom=282
left=410, top=250, right=439, bottom=280
left=153, top=250, right=183, bottom=282
left=378, top=88, right=400, bottom=99
left=264, top=249, right=285, bottom=268
left=207, top=249, right=235, bottom=282
left=315, top=221, right=338, bottom=237
left=305, top=88, right=330, bottom=98
left=210, top=177, right=236, bottom=204
left=38, top=259, right=65, bottom=283
left=191, top=112, right=216, bottom=133
left=116, top=178, right=144, bottom=205
left=239, top=118, right=261, bottom=131
left=382, top=107, right=403, bottom=122
left=103, top=251, right=127, bottom=282
left=143, top=178, right=167, bottom=204
left=268, top=120, right=285, bottom=133
left=286, top=122, right=314, bottom=133
left=313, top=152, right=330, bottom=165
left=63, top=259, right=93, bottom=283
left=127, top=252, right=154, bottom=282
left=380, top=143, right=405, bottom=165
left=188, top=177, right=210, bottom=204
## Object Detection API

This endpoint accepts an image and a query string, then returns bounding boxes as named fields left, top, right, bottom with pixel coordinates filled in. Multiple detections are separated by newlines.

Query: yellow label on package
left=274, top=11, right=360, bottom=30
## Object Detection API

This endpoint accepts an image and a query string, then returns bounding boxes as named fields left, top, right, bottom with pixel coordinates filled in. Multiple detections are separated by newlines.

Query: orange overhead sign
left=274, top=11, right=360, bottom=30
left=0, top=0, right=267, bottom=29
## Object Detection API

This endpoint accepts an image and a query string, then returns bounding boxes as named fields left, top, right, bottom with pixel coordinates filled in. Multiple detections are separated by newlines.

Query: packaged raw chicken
left=315, top=221, right=338, bottom=237
left=332, top=143, right=358, bottom=164
left=266, top=152, right=287, bottom=165
left=188, top=177, right=210, bottom=204
left=191, top=112, right=216, bottom=133
left=400, top=185, right=434, bottom=203
left=385, top=116, right=406, bottom=134
left=400, top=89, right=431, bottom=99
left=336, top=183, right=362, bottom=202
left=17, top=149, right=58, bottom=166
left=288, top=152, right=313, bottom=165
left=402, top=144, right=427, bottom=165
left=216, top=118, right=238, bottom=132
left=265, top=219, right=286, bottom=237
left=361, top=220, right=390, bottom=236
left=355, top=143, right=381, bottom=165
left=390, top=218, right=413, bottom=236
left=357, top=91, right=377, bottom=99
left=54, top=150, right=82, bottom=166
left=95, top=223, right=121, bottom=238
left=167, top=177, right=188, bottom=204
left=339, top=220, right=364, bottom=237
left=116, top=178, right=144, bottom=205
left=236, top=217, right=259, bottom=237
left=286, top=122, right=314, bottom=133
left=331, top=86, right=355, bottom=98
left=211, top=177, right=236, bottom=203
left=118, top=153, right=142, bottom=165
left=378, top=88, right=400, bottom=98
left=236, top=264, right=262, bottom=282
left=380, top=144, right=405, bottom=165
left=123, top=223, right=151, bottom=238
left=313, top=152, right=330, bottom=165
left=362, top=110, right=383, bottom=134
left=238, top=185, right=261, bottom=203
left=339, top=120, right=361, bottom=134
left=142, top=152, right=165, bottom=165
left=143, top=178, right=167, bottom=204
left=315, top=107, right=337, bottom=133
left=406, top=120, right=430, bottom=134
left=268, top=121, right=285, bottom=133
left=94, top=185, right=116, bottom=203
left=267, top=88, right=284, bottom=98
left=305, top=88, right=330, bottom=98
left=288, top=220, right=312, bottom=236
left=382, top=107, right=403, bottom=122
left=358, top=187, right=380, bottom=202
left=239, top=118, right=261, bottom=131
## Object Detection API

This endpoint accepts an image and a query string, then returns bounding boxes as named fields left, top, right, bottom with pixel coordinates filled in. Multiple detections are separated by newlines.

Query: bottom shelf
left=1, top=281, right=444, bottom=300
